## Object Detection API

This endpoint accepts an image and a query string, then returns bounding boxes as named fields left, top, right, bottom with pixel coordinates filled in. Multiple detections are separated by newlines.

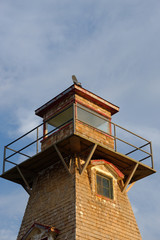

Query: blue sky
left=0, top=0, right=160, bottom=239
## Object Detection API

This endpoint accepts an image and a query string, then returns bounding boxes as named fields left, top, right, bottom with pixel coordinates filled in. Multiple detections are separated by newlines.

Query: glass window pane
left=48, top=106, right=73, bottom=128
left=97, top=175, right=101, bottom=185
left=46, top=106, right=73, bottom=134
left=97, top=185, right=103, bottom=196
left=103, top=188, right=110, bottom=198
left=47, top=123, right=55, bottom=134
left=103, top=178, right=109, bottom=188
left=77, top=106, right=109, bottom=133
left=96, top=174, right=113, bottom=199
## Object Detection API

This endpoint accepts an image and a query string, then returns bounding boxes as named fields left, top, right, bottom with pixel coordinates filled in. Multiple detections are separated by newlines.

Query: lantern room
left=35, top=84, right=119, bottom=152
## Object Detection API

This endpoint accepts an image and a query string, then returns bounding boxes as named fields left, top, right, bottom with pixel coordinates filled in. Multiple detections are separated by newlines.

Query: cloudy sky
left=0, top=0, right=160, bottom=239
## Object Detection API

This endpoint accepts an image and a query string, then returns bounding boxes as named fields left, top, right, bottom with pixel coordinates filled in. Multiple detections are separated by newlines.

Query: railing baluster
left=150, top=141, right=154, bottom=169
left=3, top=146, right=6, bottom=174
left=36, top=127, right=39, bottom=153
left=114, top=125, right=117, bottom=152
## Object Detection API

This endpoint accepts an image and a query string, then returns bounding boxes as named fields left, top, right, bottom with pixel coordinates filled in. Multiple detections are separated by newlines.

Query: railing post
left=150, top=141, right=154, bottom=169
left=36, top=127, right=39, bottom=153
left=114, top=124, right=117, bottom=152
left=73, top=103, right=76, bottom=134
left=3, top=146, right=6, bottom=173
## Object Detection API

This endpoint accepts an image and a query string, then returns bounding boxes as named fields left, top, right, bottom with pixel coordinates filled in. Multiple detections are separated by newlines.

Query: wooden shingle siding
left=17, top=159, right=141, bottom=240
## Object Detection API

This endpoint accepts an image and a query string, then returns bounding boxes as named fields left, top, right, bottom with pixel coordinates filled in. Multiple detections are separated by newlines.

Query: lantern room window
left=96, top=173, right=113, bottom=199
left=77, top=104, right=109, bottom=134
left=45, top=105, right=73, bottom=136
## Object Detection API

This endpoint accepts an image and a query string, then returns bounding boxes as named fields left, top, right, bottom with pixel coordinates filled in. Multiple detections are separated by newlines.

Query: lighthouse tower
left=1, top=82, right=156, bottom=240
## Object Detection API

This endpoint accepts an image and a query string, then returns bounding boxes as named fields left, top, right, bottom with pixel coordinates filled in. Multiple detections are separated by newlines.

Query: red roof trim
left=91, top=159, right=124, bottom=179
left=35, top=84, right=119, bottom=117
left=75, top=99, right=111, bottom=119
left=74, top=85, right=119, bottom=115
left=35, top=85, right=75, bottom=117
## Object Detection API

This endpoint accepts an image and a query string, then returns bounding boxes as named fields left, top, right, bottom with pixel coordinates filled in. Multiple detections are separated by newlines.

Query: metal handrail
left=77, top=119, right=152, bottom=157
left=5, top=121, right=44, bottom=148
left=4, top=119, right=73, bottom=161
left=3, top=119, right=73, bottom=173
left=75, top=116, right=153, bottom=168
left=6, top=104, right=73, bottom=148
left=77, top=104, right=150, bottom=143
left=125, top=142, right=150, bottom=156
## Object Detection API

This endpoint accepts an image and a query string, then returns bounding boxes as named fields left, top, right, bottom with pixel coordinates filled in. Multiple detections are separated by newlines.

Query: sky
left=0, top=0, right=160, bottom=239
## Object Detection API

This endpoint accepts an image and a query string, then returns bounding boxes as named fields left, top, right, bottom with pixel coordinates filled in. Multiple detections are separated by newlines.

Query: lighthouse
left=1, top=82, right=156, bottom=240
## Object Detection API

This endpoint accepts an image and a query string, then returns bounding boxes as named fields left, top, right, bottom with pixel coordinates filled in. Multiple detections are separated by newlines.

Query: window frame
left=96, top=172, right=113, bottom=200
left=76, top=103, right=111, bottom=135
left=44, top=104, right=74, bottom=138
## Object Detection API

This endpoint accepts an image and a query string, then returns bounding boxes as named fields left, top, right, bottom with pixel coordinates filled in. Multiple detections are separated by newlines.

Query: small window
left=96, top=173, right=113, bottom=199
left=45, top=105, right=73, bottom=135
left=77, top=104, right=109, bottom=133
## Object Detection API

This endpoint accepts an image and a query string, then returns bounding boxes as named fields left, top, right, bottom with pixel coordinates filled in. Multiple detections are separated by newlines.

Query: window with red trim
left=77, top=104, right=110, bottom=134
left=96, top=173, right=113, bottom=199
left=45, top=105, right=73, bottom=136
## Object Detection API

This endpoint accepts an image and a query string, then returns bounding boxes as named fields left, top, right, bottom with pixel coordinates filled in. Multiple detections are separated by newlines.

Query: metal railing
left=112, top=121, right=153, bottom=168
left=2, top=114, right=73, bottom=174
left=76, top=103, right=153, bottom=169
left=2, top=107, right=154, bottom=174
left=77, top=118, right=153, bottom=168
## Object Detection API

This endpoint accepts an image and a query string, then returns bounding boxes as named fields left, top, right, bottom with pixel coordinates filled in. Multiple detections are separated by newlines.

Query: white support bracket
left=53, top=144, right=71, bottom=175
left=81, top=143, right=97, bottom=175
left=122, top=163, right=139, bottom=193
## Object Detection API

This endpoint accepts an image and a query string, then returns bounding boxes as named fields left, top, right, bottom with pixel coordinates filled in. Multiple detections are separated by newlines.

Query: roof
left=90, top=159, right=124, bottom=179
left=35, top=84, right=119, bottom=117
left=21, top=222, right=59, bottom=240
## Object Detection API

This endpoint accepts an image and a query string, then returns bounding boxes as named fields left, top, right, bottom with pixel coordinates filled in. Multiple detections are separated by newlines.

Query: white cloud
left=0, top=229, right=17, bottom=240
left=0, top=189, right=28, bottom=239
left=14, top=108, right=41, bottom=136
left=0, top=191, right=28, bottom=216
left=0, top=0, right=159, bottom=111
